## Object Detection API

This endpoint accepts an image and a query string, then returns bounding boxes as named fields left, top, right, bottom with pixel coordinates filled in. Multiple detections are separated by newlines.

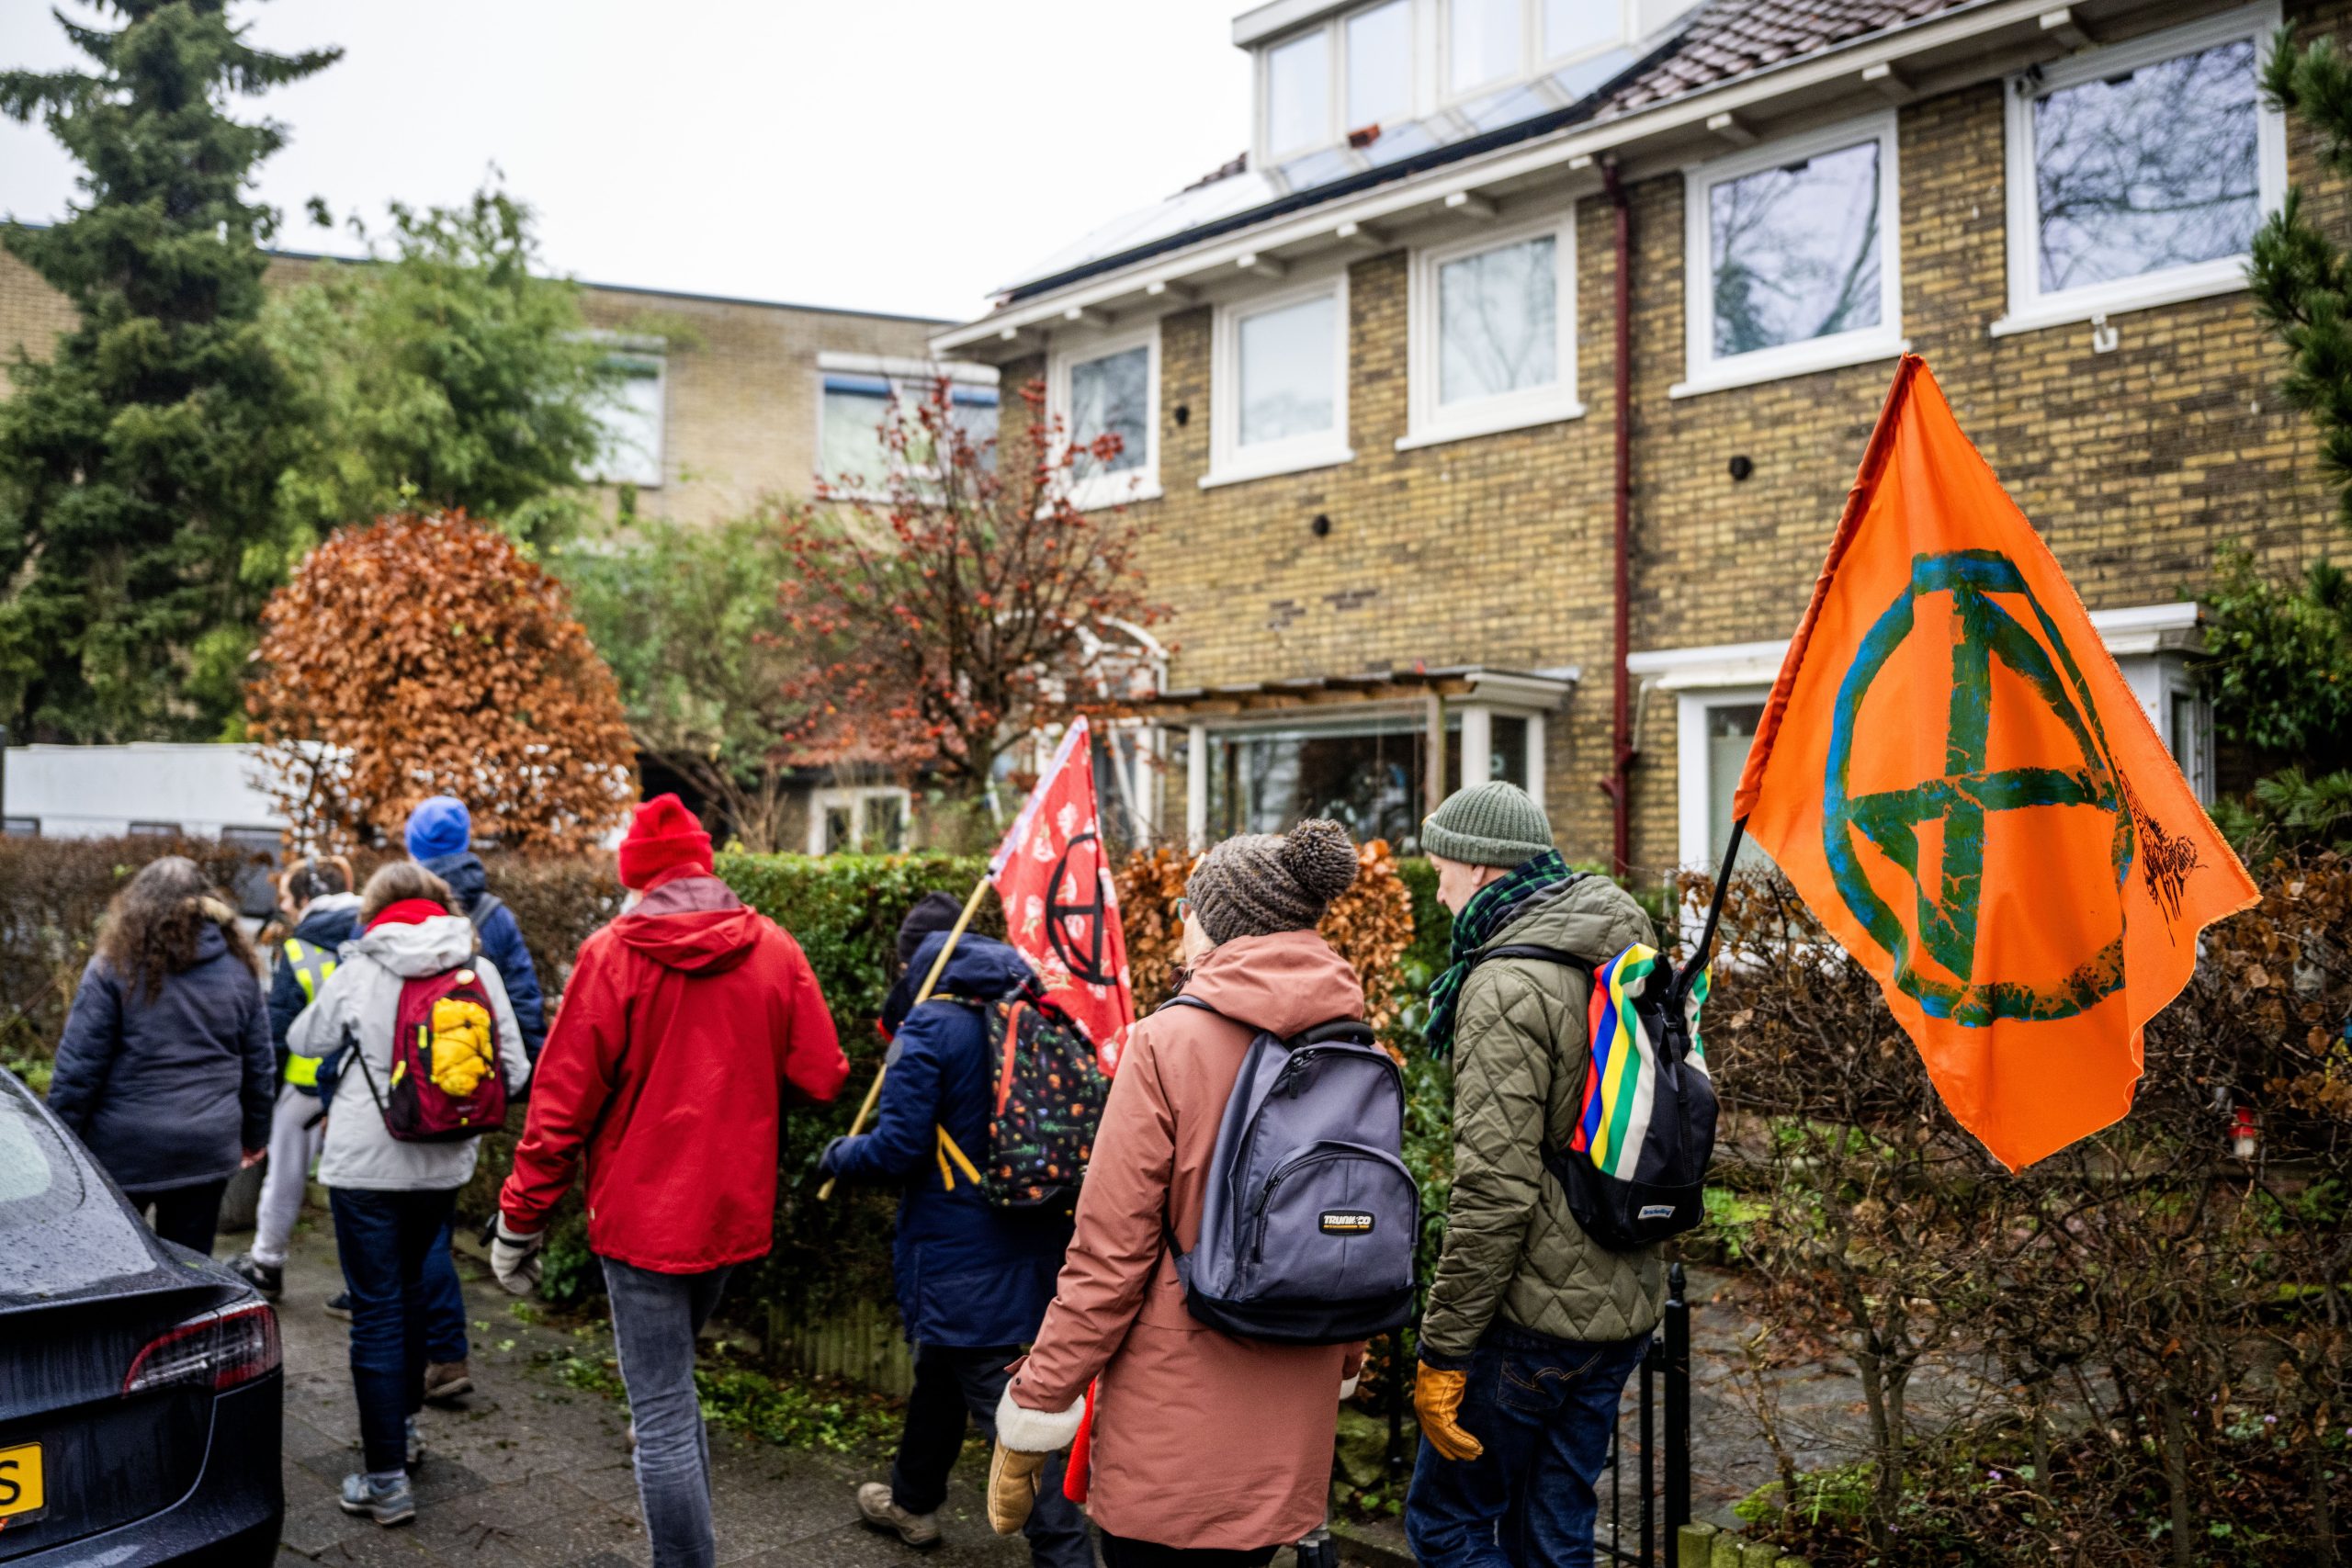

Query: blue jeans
left=604, top=1257, right=733, bottom=1568
left=329, top=1186, right=458, bottom=1475
left=423, top=1218, right=469, bottom=1363
left=1405, top=1325, right=1651, bottom=1568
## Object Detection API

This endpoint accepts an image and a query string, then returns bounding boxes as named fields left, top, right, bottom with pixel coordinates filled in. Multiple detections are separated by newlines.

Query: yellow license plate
left=0, top=1442, right=41, bottom=1522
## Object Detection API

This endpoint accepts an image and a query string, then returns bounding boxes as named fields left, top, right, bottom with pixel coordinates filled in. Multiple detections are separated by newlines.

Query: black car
left=0, top=1068, right=281, bottom=1563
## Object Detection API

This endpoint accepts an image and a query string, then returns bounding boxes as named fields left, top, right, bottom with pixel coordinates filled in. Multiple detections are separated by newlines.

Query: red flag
left=990, top=717, right=1136, bottom=1075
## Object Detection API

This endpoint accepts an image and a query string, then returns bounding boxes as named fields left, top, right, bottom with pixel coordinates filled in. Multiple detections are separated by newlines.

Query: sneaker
left=405, top=1416, right=424, bottom=1469
left=226, top=1252, right=282, bottom=1299
left=856, top=1482, right=941, bottom=1548
left=338, top=1472, right=415, bottom=1527
left=324, top=1291, right=352, bottom=1321
left=423, top=1359, right=473, bottom=1404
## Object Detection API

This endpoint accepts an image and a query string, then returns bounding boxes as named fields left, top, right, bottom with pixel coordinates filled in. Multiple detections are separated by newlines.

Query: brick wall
left=0, top=248, right=942, bottom=529
left=1111, top=1, right=2346, bottom=876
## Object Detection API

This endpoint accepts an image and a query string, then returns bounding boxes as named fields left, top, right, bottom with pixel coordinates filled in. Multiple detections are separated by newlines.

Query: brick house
left=934, top=0, right=2342, bottom=878
left=0, top=246, right=961, bottom=532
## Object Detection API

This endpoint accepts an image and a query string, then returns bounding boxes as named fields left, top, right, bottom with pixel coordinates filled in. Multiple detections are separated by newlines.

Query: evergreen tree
left=2254, top=28, right=2352, bottom=527
left=0, top=2, right=338, bottom=742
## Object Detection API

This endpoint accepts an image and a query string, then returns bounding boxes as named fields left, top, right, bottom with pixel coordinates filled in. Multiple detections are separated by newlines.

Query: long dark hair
left=97, top=856, right=263, bottom=1003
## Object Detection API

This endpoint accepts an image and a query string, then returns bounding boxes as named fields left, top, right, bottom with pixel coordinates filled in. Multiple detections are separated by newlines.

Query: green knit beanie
left=1421, top=782, right=1554, bottom=867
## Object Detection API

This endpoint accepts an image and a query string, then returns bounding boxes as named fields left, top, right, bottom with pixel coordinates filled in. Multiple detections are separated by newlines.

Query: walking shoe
left=423, top=1359, right=473, bottom=1403
left=856, top=1482, right=941, bottom=1548
left=225, top=1252, right=282, bottom=1299
left=338, top=1472, right=415, bottom=1526
left=406, top=1416, right=424, bottom=1469
left=323, top=1291, right=352, bottom=1321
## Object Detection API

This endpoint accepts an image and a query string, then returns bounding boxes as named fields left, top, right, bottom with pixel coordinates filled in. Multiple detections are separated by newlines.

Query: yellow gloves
left=427, top=998, right=493, bottom=1096
left=987, top=1446, right=1048, bottom=1535
left=1414, top=1364, right=1484, bottom=1462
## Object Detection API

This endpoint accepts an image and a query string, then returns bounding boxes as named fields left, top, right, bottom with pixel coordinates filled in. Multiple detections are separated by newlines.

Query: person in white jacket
left=287, top=861, right=531, bottom=1527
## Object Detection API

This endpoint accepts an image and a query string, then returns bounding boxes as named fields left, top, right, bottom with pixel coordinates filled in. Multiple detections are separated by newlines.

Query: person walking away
left=491, top=795, right=848, bottom=1568
left=818, top=906, right=1090, bottom=1568
left=48, top=855, right=274, bottom=1256
left=291, top=862, right=532, bottom=1527
left=228, top=855, right=362, bottom=1297
left=353, top=794, right=545, bottom=1401
left=1403, top=782, right=1665, bottom=1568
left=989, top=819, right=1367, bottom=1566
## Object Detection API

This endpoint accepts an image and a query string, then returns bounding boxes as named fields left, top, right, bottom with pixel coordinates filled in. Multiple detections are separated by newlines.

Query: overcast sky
left=0, top=0, right=1253, bottom=323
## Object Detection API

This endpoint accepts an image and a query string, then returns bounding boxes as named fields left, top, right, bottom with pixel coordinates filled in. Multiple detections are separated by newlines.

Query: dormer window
left=1258, top=0, right=1415, bottom=162
left=1446, top=0, right=1628, bottom=99
left=1266, top=28, right=1332, bottom=157
left=1346, top=1, right=1412, bottom=130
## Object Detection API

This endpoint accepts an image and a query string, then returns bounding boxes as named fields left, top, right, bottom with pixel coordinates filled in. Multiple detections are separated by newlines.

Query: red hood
left=614, top=875, right=764, bottom=975
left=1183, top=929, right=1365, bottom=1036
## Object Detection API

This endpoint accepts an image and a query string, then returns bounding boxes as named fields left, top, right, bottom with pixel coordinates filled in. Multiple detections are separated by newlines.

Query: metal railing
left=1597, top=1261, right=1694, bottom=1567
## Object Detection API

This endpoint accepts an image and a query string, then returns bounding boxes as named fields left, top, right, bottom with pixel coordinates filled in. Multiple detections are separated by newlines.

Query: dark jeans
left=329, top=1185, right=458, bottom=1475
left=129, top=1179, right=228, bottom=1256
left=1097, top=1537, right=1277, bottom=1567
left=1405, top=1325, right=1651, bottom=1568
left=423, top=1218, right=469, bottom=1363
left=604, top=1257, right=733, bottom=1568
left=892, top=1342, right=1091, bottom=1568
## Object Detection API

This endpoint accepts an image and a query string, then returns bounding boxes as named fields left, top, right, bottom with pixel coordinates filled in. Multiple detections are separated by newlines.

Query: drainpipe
left=1601, top=159, right=1634, bottom=878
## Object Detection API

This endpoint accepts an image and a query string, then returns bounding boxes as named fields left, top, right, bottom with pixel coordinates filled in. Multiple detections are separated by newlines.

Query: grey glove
left=490, top=1213, right=545, bottom=1297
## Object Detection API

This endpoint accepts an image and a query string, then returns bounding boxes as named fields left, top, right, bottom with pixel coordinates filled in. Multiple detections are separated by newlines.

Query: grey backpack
left=1160, top=995, right=1419, bottom=1344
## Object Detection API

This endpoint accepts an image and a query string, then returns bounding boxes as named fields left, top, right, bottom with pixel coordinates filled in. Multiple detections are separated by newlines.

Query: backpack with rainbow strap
left=1477, top=941, right=1716, bottom=1252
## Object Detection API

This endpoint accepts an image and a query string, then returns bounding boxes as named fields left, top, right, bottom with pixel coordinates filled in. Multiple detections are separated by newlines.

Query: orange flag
left=1734, top=356, right=2256, bottom=1169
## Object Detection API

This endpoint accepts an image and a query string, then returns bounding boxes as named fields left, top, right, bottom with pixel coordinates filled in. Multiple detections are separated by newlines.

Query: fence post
left=1386, top=1326, right=1407, bottom=1478
left=1642, top=1336, right=1658, bottom=1567
left=1664, top=1260, right=1691, bottom=1565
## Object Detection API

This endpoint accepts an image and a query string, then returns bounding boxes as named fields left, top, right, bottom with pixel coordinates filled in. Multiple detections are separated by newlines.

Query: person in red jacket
left=491, top=795, right=848, bottom=1568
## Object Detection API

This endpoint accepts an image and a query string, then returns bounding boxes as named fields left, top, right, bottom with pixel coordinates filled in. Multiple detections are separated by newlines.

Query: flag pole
left=1673, top=818, right=1745, bottom=1007
left=817, top=873, right=992, bottom=1201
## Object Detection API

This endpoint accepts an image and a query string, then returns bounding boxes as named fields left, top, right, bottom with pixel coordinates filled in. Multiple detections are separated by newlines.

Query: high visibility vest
left=281, top=937, right=338, bottom=1089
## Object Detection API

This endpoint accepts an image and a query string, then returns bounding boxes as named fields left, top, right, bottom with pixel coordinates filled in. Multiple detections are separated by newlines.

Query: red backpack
left=352, top=964, right=510, bottom=1143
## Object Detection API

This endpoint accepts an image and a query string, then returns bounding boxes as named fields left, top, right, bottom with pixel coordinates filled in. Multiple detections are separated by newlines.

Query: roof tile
left=1600, top=0, right=1976, bottom=116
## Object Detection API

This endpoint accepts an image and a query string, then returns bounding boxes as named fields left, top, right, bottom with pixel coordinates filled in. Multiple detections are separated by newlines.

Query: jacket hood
left=1482, top=873, right=1656, bottom=965
left=903, top=931, right=1031, bottom=1003
left=423, top=851, right=487, bottom=911
left=292, top=893, right=361, bottom=945
left=614, top=874, right=763, bottom=975
left=186, top=921, right=227, bottom=969
left=356, top=912, right=480, bottom=976
left=1182, top=929, right=1364, bottom=1037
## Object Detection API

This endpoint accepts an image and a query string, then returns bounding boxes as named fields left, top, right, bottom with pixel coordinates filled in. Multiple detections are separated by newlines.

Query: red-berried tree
left=246, top=509, right=637, bottom=853
left=775, top=378, right=1167, bottom=795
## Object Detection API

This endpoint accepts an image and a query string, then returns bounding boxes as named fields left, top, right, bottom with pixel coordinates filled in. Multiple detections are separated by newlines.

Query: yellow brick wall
left=0, top=248, right=942, bottom=529
left=1105, top=3, right=2346, bottom=875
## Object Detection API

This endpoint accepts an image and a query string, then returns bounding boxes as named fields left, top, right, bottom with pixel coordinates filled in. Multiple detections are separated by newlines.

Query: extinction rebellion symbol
left=1823, top=550, right=2135, bottom=1028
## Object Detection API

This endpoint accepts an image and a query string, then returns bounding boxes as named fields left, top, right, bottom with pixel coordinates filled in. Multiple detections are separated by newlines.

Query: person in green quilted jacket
left=1405, top=781, right=1666, bottom=1568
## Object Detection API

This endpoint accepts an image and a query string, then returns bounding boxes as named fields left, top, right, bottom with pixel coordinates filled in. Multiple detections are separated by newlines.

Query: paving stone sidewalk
left=253, top=1207, right=1045, bottom=1568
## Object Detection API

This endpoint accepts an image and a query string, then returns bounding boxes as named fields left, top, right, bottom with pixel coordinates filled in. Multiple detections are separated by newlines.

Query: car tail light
left=123, top=1302, right=280, bottom=1395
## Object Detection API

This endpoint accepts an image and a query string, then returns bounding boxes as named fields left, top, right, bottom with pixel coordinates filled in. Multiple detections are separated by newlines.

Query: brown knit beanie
left=1185, top=818, right=1359, bottom=945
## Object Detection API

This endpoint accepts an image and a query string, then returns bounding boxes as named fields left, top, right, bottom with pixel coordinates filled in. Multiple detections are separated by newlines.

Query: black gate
left=1377, top=1261, right=1694, bottom=1565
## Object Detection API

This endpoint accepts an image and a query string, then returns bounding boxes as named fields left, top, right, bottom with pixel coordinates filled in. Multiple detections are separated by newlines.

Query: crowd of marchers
left=44, top=777, right=1674, bottom=1568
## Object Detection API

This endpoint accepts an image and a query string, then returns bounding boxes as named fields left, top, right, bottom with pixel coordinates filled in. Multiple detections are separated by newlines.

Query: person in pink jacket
left=993, top=819, right=1367, bottom=1567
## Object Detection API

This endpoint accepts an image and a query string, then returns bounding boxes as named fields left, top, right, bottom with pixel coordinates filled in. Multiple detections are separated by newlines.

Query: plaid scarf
left=1421, top=849, right=1575, bottom=1060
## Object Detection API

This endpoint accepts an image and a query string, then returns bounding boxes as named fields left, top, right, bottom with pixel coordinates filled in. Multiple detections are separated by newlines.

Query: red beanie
left=617, top=794, right=713, bottom=891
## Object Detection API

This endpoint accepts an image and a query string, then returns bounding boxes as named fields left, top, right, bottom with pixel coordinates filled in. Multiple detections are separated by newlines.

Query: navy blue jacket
left=47, top=925, right=275, bottom=1194
left=266, top=895, right=362, bottom=1077
left=827, top=932, right=1072, bottom=1348
left=424, top=852, right=548, bottom=1058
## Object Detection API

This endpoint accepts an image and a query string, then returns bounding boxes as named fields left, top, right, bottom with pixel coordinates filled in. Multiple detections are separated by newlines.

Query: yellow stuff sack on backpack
left=427, top=997, right=494, bottom=1096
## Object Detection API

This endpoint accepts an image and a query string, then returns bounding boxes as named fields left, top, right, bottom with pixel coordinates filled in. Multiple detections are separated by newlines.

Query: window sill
left=1988, top=269, right=2249, bottom=339
left=1069, top=476, right=1164, bottom=512
left=1199, top=446, right=1356, bottom=490
left=1395, top=400, right=1586, bottom=453
left=1670, top=336, right=1909, bottom=400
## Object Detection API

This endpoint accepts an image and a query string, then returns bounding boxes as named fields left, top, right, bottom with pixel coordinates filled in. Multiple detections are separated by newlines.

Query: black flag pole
left=1672, top=817, right=1746, bottom=1007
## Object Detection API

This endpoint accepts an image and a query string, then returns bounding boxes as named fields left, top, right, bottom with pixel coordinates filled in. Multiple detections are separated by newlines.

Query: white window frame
left=1255, top=0, right=1425, bottom=165
left=587, top=340, right=667, bottom=489
left=1204, top=270, right=1354, bottom=489
left=1534, top=0, right=1633, bottom=73
left=1675, top=111, right=1906, bottom=399
left=1047, top=321, right=1162, bottom=511
left=808, top=785, right=912, bottom=856
left=1440, top=0, right=1630, bottom=106
left=813, top=352, right=1000, bottom=500
left=1401, top=209, right=1582, bottom=450
left=1992, top=3, right=2286, bottom=338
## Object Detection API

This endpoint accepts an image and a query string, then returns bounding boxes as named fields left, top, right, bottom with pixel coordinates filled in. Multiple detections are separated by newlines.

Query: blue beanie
left=405, top=795, right=472, bottom=861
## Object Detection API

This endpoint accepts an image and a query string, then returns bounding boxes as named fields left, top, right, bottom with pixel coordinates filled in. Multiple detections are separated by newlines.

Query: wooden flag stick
left=817, top=873, right=992, bottom=1201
